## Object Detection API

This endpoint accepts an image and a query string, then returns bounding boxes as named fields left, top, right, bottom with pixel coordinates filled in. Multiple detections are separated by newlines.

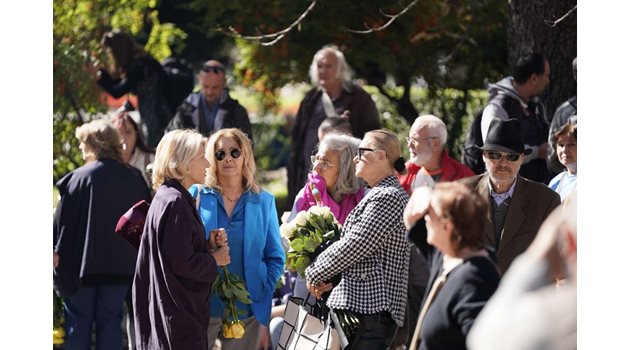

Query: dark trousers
left=348, top=311, right=398, bottom=350
left=63, top=284, right=129, bottom=350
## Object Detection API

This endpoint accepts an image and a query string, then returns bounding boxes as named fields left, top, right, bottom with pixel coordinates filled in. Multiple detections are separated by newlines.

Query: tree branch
left=345, top=0, right=419, bottom=34
left=218, top=0, right=317, bottom=46
left=544, top=5, right=577, bottom=27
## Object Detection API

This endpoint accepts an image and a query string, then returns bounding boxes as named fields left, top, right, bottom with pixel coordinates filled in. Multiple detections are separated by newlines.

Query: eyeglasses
left=214, top=148, right=241, bottom=161
left=484, top=151, right=521, bottom=162
left=201, top=65, right=226, bottom=74
left=310, top=155, right=334, bottom=169
left=406, top=136, right=437, bottom=145
left=357, top=147, right=378, bottom=160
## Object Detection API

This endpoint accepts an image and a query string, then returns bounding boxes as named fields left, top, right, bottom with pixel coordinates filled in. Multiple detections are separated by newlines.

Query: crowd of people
left=53, top=29, right=577, bottom=350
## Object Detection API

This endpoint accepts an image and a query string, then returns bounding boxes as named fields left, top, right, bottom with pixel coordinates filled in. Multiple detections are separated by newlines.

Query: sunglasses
left=214, top=148, right=241, bottom=161
left=485, top=151, right=521, bottom=162
left=201, top=65, right=226, bottom=74
left=357, top=147, right=377, bottom=160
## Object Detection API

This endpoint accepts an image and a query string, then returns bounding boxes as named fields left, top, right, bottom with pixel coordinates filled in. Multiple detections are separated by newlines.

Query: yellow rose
left=53, top=327, right=65, bottom=345
left=231, top=321, right=246, bottom=339
left=222, top=323, right=233, bottom=339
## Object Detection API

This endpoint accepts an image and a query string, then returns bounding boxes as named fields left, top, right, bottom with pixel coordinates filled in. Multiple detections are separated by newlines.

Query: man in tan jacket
left=460, top=118, right=560, bottom=274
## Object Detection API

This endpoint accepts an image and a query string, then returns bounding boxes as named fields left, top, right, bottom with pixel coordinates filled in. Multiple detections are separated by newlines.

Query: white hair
left=411, top=114, right=448, bottom=148
left=308, top=45, right=353, bottom=91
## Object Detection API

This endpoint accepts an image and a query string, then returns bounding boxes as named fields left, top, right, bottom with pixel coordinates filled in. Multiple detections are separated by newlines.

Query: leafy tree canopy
left=188, top=0, right=508, bottom=121
left=53, top=0, right=186, bottom=181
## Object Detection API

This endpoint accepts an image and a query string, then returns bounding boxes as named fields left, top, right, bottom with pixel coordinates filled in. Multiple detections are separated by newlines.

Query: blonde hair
left=75, top=119, right=123, bottom=162
left=151, top=129, right=206, bottom=190
left=364, top=129, right=402, bottom=171
left=204, top=128, right=260, bottom=193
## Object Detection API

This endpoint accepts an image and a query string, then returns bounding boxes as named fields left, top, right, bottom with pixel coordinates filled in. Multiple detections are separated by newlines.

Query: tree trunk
left=508, top=0, right=577, bottom=116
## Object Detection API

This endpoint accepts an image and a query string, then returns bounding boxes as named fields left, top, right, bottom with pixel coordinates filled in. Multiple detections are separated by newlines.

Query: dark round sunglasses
left=214, top=148, right=242, bottom=161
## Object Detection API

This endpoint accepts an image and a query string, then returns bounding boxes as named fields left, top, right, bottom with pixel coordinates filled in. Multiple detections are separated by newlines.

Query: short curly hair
left=75, top=119, right=123, bottom=162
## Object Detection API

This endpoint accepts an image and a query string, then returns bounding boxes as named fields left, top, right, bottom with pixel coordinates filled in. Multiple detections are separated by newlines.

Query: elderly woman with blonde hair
left=133, top=129, right=231, bottom=350
left=54, top=119, right=151, bottom=350
left=189, top=128, right=285, bottom=350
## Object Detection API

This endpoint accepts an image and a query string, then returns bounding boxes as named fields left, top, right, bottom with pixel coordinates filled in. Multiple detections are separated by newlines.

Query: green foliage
left=53, top=0, right=186, bottom=181
left=358, top=85, right=488, bottom=161
left=193, top=0, right=506, bottom=118
left=53, top=114, right=85, bottom=183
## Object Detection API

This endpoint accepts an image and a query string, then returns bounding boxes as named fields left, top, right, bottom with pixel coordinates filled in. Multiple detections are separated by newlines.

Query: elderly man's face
left=316, top=52, right=341, bottom=90
left=407, top=125, right=438, bottom=166
left=199, top=72, right=226, bottom=105
left=483, top=151, right=524, bottom=185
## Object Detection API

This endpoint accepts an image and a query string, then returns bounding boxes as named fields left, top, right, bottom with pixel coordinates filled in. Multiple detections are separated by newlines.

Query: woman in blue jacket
left=190, top=128, right=285, bottom=350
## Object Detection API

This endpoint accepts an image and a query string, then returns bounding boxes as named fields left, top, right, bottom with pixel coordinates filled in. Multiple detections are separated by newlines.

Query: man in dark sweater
left=480, top=52, right=552, bottom=184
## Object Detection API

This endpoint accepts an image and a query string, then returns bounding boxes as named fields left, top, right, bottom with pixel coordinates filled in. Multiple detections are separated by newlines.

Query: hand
left=306, top=280, right=333, bottom=299
left=210, top=229, right=228, bottom=249
left=258, top=325, right=271, bottom=350
left=525, top=209, right=566, bottom=280
left=53, top=251, right=59, bottom=269
left=212, top=245, right=231, bottom=267
left=404, top=186, right=433, bottom=229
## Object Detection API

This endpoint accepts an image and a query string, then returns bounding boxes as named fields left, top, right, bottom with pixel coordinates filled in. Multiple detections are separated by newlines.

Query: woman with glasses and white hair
left=287, top=44, right=381, bottom=214
left=290, top=133, right=367, bottom=224
left=189, top=128, right=285, bottom=350
left=305, top=129, right=410, bottom=349
left=133, top=129, right=230, bottom=350
left=268, top=132, right=368, bottom=349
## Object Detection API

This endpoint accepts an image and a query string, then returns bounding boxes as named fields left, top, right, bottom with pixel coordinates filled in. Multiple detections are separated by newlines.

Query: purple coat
left=133, top=179, right=218, bottom=350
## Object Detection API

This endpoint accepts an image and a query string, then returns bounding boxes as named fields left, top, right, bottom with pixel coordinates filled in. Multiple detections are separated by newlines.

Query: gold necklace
left=223, top=192, right=242, bottom=203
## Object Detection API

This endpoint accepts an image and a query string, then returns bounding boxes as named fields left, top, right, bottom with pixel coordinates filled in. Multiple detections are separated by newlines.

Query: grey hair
left=317, top=133, right=363, bottom=202
left=309, top=45, right=353, bottom=91
left=411, top=114, right=448, bottom=148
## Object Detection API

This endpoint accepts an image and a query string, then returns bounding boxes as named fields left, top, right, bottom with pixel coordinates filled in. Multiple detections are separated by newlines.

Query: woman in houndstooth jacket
left=305, top=129, right=410, bottom=349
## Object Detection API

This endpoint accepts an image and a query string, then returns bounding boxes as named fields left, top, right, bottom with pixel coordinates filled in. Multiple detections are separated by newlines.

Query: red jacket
left=398, top=150, right=475, bottom=194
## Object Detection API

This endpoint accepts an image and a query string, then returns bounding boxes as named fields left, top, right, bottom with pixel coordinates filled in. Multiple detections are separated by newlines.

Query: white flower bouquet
left=280, top=206, right=342, bottom=277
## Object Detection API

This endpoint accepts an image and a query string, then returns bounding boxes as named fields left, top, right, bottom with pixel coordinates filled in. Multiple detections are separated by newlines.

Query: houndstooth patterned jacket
left=305, top=175, right=410, bottom=327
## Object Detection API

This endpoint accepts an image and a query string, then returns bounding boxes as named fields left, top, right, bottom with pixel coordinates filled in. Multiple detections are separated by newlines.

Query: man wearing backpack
left=166, top=60, right=253, bottom=142
left=480, top=52, right=552, bottom=184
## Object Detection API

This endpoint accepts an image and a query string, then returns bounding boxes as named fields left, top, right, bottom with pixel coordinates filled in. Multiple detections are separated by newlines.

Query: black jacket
left=407, top=219, right=500, bottom=350
left=166, top=91, right=253, bottom=142
left=287, top=84, right=380, bottom=204
left=53, top=158, right=151, bottom=298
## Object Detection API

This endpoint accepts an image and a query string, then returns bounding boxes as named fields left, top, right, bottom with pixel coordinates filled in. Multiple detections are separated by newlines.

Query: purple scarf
left=294, top=172, right=365, bottom=225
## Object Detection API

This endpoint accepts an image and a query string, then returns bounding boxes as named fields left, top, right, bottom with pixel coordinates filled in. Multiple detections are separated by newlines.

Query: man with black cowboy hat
left=460, top=119, right=560, bottom=274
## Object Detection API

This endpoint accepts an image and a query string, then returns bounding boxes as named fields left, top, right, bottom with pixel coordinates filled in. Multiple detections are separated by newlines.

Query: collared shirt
left=488, top=177, right=517, bottom=206
left=211, top=191, right=253, bottom=319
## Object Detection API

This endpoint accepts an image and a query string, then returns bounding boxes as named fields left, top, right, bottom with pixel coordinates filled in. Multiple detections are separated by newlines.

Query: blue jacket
left=189, top=185, right=285, bottom=325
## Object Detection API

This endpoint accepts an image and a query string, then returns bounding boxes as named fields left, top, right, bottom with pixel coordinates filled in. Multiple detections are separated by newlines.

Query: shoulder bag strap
left=321, top=91, right=338, bottom=118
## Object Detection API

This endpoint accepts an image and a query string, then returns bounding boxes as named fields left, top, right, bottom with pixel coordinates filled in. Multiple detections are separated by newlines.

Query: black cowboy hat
left=476, top=118, right=532, bottom=155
